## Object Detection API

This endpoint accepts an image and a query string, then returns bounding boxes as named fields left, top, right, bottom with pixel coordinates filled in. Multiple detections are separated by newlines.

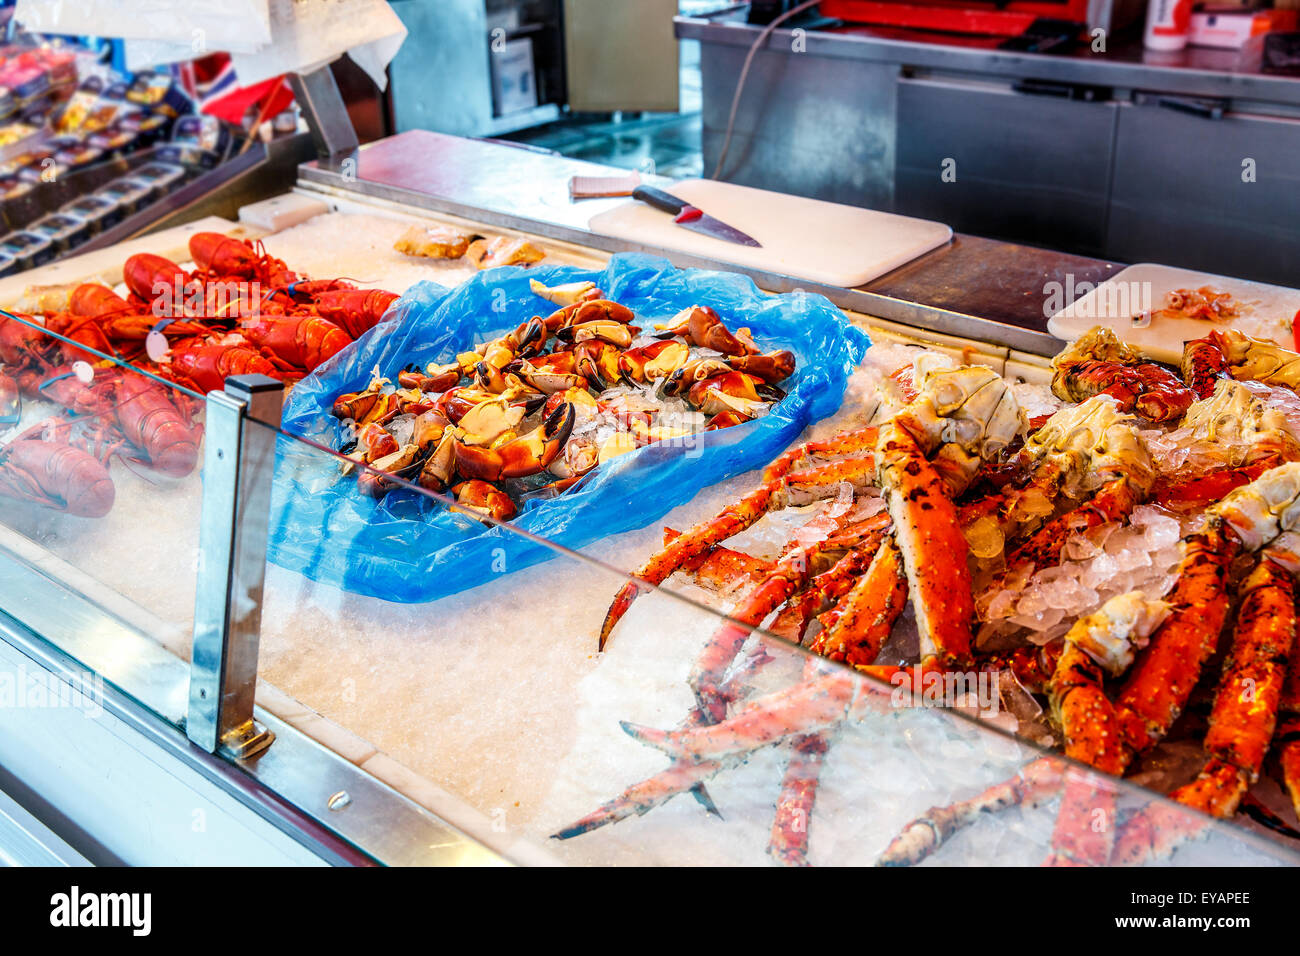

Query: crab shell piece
left=1023, top=394, right=1155, bottom=496
left=894, top=363, right=1025, bottom=494
left=457, top=395, right=527, bottom=445
left=1208, top=329, right=1300, bottom=390
left=706, top=409, right=752, bottom=430
left=451, top=479, right=518, bottom=523
left=619, top=340, right=690, bottom=384
left=358, top=422, right=399, bottom=462
left=1051, top=326, right=1144, bottom=370
left=1209, top=460, right=1300, bottom=553
left=529, top=278, right=598, bottom=306
left=1064, top=590, right=1170, bottom=676
left=453, top=401, right=576, bottom=480
left=1181, top=378, right=1300, bottom=465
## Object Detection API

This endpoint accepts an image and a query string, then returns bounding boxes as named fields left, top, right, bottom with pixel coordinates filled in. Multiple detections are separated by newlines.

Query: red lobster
left=162, top=338, right=283, bottom=394
left=311, top=289, right=399, bottom=339
left=238, top=314, right=352, bottom=372
left=114, top=373, right=200, bottom=478
left=188, top=232, right=297, bottom=290
left=0, top=420, right=115, bottom=518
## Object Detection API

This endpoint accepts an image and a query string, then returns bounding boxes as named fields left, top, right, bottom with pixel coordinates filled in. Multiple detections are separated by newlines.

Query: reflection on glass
left=0, top=309, right=203, bottom=721
left=256, top=419, right=1300, bottom=867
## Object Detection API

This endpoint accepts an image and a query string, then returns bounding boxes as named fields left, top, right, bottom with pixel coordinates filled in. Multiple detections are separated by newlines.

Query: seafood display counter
left=0, top=133, right=1299, bottom=867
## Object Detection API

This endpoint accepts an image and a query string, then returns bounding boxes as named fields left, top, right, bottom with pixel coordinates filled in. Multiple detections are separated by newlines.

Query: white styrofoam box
left=238, top=193, right=331, bottom=232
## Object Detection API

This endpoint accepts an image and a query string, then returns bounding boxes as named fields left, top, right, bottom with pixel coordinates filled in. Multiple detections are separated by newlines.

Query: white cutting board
left=1047, top=263, right=1300, bottom=364
left=588, top=179, right=952, bottom=287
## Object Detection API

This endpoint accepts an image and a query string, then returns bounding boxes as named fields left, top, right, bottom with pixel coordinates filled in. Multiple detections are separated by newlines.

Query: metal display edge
left=0, top=547, right=509, bottom=868
left=295, top=165, right=1063, bottom=357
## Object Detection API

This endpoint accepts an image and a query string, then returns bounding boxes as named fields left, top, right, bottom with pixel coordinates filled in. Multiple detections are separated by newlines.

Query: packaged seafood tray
left=1, top=194, right=1299, bottom=867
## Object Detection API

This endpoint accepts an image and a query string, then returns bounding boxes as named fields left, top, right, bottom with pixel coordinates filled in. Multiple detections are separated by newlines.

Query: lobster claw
left=453, top=401, right=576, bottom=481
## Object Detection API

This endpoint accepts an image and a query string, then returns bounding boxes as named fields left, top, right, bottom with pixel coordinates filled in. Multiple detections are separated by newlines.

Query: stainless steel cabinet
left=699, top=39, right=898, bottom=209
left=894, top=75, right=1118, bottom=257
left=1107, top=98, right=1300, bottom=285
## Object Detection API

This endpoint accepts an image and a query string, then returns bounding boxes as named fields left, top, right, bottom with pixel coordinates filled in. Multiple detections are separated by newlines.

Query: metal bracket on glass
left=188, top=374, right=283, bottom=760
left=288, top=65, right=361, bottom=161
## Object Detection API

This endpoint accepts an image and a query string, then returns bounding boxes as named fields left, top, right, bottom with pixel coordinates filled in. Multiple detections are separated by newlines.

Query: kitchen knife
left=631, top=185, right=763, bottom=248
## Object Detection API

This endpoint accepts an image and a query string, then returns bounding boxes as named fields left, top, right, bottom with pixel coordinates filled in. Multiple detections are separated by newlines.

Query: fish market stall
left=0, top=127, right=1298, bottom=870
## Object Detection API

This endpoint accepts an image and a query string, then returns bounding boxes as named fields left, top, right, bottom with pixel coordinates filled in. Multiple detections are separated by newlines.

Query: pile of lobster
left=0, top=231, right=400, bottom=520
left=329, top=278, right=797, bottom=523
left=554, top=323, right=1300, bottom=867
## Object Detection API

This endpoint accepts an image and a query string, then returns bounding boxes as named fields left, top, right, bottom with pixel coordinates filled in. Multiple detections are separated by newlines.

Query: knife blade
left=631, top=185, right=762, bottom=248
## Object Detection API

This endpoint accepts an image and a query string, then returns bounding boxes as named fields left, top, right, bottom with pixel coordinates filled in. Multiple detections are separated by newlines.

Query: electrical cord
left=711, top=0, right=823, bottom=181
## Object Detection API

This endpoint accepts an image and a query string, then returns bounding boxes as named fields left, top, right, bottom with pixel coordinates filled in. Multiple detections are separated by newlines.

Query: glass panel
left=257, top=420, right=1300, bottom=867
left=0, top=308, right=202, bottom=725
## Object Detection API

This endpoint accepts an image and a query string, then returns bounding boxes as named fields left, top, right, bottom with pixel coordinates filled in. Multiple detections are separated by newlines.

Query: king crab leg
left=768, top=732, right=831, bottom=867
left=1110, top=559, right=1296, bottom=864
left=599, top=428, right=879, bottom=649
left=551, top=648, right=773, bottom=840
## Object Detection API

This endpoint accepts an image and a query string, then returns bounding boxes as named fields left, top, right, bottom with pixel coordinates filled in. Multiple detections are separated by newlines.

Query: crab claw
left=418, top=431, right=457, bottom=491
left=509, top=358, right=588, bottom=394
left=726, top=349, right=796, bottom=384
left=1210, top=460, right=1300, bottom=558
left=669, top=305, right=760, bottom=357
left=618, top=340, right=690, bottom=385
left=686, top=371, right=772, bottom=417
left=453, top=401, right=576, bottom=480
left=659, top=357, right=733, bottom=399
left=510, top=317, right=549, bottom=357
left=555, top=320, right=637, bottom=349
left=451, top=479, right=518, bottom=523
left=544, top=298, right=635, bottom=332
left=574, top=341, right=621, bottom=391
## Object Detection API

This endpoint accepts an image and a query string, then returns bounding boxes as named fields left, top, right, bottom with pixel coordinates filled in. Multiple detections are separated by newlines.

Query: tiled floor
left=505, top=27, right=706, bottom=180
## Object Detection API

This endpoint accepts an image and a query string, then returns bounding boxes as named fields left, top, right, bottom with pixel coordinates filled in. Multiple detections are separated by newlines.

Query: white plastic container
left=1144, top=0, right=1193, bottom=50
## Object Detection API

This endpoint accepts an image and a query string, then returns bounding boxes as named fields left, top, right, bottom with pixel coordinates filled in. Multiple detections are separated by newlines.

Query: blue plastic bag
left=270, top=253, right=870, bottom=603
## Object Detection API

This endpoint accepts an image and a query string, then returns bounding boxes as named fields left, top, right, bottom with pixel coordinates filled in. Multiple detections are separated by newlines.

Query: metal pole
left=188, top=374, right=283, bottom=759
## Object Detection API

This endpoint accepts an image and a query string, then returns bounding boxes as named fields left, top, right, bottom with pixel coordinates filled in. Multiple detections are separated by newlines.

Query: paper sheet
left=230, top=0, right=407, bottom=91
left=14, top=0, right=272, bottom=52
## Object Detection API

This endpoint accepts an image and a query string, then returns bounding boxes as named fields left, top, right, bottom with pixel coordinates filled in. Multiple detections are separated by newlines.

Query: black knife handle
left=632, top=185, right=689, bottom=216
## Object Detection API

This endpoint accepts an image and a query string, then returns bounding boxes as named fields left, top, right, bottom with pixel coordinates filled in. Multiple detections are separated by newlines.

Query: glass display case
left=1, top=278, right=1298, bottom=868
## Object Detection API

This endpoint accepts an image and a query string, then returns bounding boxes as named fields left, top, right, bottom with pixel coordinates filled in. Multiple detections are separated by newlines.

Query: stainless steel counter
left=300, top=130, right=1104, bottom=355
left=677, top=14, right=1300, bottom=107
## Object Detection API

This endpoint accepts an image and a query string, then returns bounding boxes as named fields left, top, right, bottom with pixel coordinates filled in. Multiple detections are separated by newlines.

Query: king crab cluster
left=555, top=323, right=1300, bottom=866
